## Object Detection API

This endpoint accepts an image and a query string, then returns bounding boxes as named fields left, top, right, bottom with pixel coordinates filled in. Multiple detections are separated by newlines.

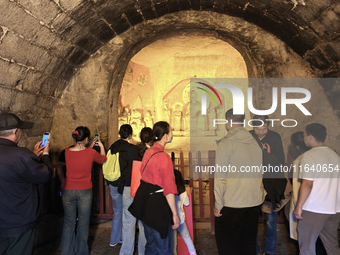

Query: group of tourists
left=214, top=109, right=340, bottom=255
left=0, top=112, right=196, bottom=255
left=106, top=123, right=196, bottom=255
left=0, top=110, right=339, bottom=255
left=55, top=121, right=196, bottom=255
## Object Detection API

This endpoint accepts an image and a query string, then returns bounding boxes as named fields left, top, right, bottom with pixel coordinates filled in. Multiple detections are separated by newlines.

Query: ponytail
left=72, top=126, right=90, bottom=142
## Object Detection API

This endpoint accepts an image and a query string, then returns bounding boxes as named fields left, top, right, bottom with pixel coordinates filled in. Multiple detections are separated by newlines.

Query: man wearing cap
left=0, top=113, right=53, bottom=255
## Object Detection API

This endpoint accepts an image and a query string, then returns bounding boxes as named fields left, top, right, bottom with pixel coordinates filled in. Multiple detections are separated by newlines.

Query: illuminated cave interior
left=118, top=35, right=249, bottom=153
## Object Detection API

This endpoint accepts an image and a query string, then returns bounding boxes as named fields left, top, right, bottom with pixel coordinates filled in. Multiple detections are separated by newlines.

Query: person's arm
left=159, top=153, right=178, bottom=196
left=39, top=141, right=53, bottom=170
left=91, top=140, right=106, bottom=156
left=57, top=161, right=66, bottom=190
left=91, top=141, right=107, bottom=165
left=293, top=179, right=313, bottom=219
left=166, top=193, right=180, bottom=229
left=158, top=154, right=180, bottom=228
left=56, top=149, right=66, bottom=190
left=22, top=145, right=52, bottom=184
left=214, top=139, right=228, bottom=217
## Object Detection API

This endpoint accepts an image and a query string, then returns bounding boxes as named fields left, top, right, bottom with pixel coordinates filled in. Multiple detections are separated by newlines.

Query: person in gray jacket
left=0, top=113, right=52, bottom=255
left=214, top=108, right=265, bottom=255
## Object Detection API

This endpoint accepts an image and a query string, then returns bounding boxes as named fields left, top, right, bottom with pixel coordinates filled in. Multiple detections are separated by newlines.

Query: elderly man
left=0, top=113, right=52, bottom=255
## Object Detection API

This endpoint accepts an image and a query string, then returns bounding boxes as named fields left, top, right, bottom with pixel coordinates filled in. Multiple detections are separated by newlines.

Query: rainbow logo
left=196, top=81, right=223, bottom=106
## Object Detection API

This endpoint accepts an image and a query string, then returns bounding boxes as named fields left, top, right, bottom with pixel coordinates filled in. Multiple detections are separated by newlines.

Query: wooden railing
left=171, top=151, right=216, bottom=232
left=52, top=150, right=287, bottom=231
left=91, top=150, right=217, bottom=232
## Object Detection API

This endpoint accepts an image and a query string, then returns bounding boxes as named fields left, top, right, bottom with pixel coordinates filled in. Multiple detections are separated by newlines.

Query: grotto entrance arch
left=114, top=33, right=251, bottom=152
left=107, top=29, right=259, bottom=148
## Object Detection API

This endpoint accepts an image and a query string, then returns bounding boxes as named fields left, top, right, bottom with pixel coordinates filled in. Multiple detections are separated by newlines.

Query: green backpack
left=102, top=149, right=121, bottom=182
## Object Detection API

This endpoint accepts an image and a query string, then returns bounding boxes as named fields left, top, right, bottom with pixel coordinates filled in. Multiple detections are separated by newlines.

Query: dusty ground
left=32, top=214, right=305, bottom=255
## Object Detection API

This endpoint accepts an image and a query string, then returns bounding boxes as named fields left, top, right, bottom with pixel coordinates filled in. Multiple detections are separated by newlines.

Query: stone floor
left=32, top=214, right=305, bottom=255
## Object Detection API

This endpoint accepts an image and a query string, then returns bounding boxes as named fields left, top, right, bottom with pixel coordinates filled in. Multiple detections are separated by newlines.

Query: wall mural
left=118, top=61, right=155, bottom=144
left=119, top=63, right=229, bottom=147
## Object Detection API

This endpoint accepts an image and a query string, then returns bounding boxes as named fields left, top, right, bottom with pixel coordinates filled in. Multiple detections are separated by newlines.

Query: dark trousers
left=215, top=205, right=261, bottom=255
left=0, top=228, right=36, bottom=255
left=142, top=221, right=171, bottom=255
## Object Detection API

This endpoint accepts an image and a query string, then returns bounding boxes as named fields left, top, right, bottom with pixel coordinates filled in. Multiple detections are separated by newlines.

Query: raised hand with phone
left=94, top=133, right=100, bottom=143
left=33, top=132, right=50, bottom=157
left=91, top=133, right=104, bottom=149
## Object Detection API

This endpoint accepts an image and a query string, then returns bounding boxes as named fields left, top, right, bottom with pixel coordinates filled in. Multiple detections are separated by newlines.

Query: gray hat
left=0, top=113, right=33, bottom=131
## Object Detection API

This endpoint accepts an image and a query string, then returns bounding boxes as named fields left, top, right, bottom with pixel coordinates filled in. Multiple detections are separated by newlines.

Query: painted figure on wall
left=190, top=90, right=203, bottom=136
left=172, top=103, right=183, bottom=132
left=119, top=107, right=131, bottom=128
left=143, top=110, right=154, bottom=129
left=163, top=100, right=172, bottom=124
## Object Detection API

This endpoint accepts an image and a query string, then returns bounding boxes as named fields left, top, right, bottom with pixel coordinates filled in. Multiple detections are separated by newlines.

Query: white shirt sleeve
left=182, top=191, right=190, bottom=206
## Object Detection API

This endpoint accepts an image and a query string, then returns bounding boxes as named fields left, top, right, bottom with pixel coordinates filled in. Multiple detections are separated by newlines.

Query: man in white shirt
left=294, top=123, right=340, bottom=255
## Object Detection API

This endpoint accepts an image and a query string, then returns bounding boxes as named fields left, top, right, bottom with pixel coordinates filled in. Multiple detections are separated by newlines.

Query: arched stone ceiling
left=0, top=0, right=340, bottom=146
left=1, top=0, right=339, bottom=77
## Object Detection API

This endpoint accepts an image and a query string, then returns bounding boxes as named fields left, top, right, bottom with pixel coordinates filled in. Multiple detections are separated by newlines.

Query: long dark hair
left=152, top=121, right=170, bottom=142
left=174, top=169, right=185, bottom=195
left=119, top=124, right=133, bottom=139
left=138, top=127, right=153, bottom=158
left=72, top=126, right=90, bottom=142
left=291, top=131, right=310, bottom=154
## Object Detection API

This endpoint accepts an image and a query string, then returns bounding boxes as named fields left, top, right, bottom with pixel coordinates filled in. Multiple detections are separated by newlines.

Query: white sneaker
left=109, top=241, right=122, bottom=247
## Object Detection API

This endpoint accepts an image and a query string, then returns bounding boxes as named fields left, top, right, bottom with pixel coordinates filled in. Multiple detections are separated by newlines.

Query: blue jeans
left=61, top=189, right=93, bottom=255
left=109, top=185, right=123, bottom=245
left=257, top=211, right=278, bottom=255
left=142, top=221, right=171, bottom=255
left=119, top=187, right=137, bottom=255
left=138, top=220, right=147, bottom=255
left=169, top=222, right=196, bottom=255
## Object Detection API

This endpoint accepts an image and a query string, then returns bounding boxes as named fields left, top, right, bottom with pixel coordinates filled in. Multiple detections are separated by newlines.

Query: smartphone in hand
left=94, top=134, right=100, bottom=143
left=41, top=132, right=50, bottom=147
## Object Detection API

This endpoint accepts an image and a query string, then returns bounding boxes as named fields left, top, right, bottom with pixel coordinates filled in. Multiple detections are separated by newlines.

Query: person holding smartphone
left=60, top=126, right=106, bottom=255
left=0, top=113, right=53, bottom=255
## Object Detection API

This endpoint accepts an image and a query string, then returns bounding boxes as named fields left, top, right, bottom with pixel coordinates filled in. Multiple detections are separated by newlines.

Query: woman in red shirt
left=60, top=126, right=106, bottom=255
left=137, top=121, right=180, bottom=255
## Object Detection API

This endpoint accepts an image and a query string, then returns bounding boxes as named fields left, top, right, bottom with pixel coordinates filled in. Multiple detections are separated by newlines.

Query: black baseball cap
left=0, top=113, right=34, bottom=131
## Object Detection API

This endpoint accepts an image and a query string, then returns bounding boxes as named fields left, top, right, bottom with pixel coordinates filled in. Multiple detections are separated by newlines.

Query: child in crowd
left=170, top=169, right=197, bottom=255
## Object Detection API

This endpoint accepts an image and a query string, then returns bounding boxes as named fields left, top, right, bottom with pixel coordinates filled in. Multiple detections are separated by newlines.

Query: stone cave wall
left=1, top=1, right=340, bottom=151
left=49, top=11, right=340, bottom=156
